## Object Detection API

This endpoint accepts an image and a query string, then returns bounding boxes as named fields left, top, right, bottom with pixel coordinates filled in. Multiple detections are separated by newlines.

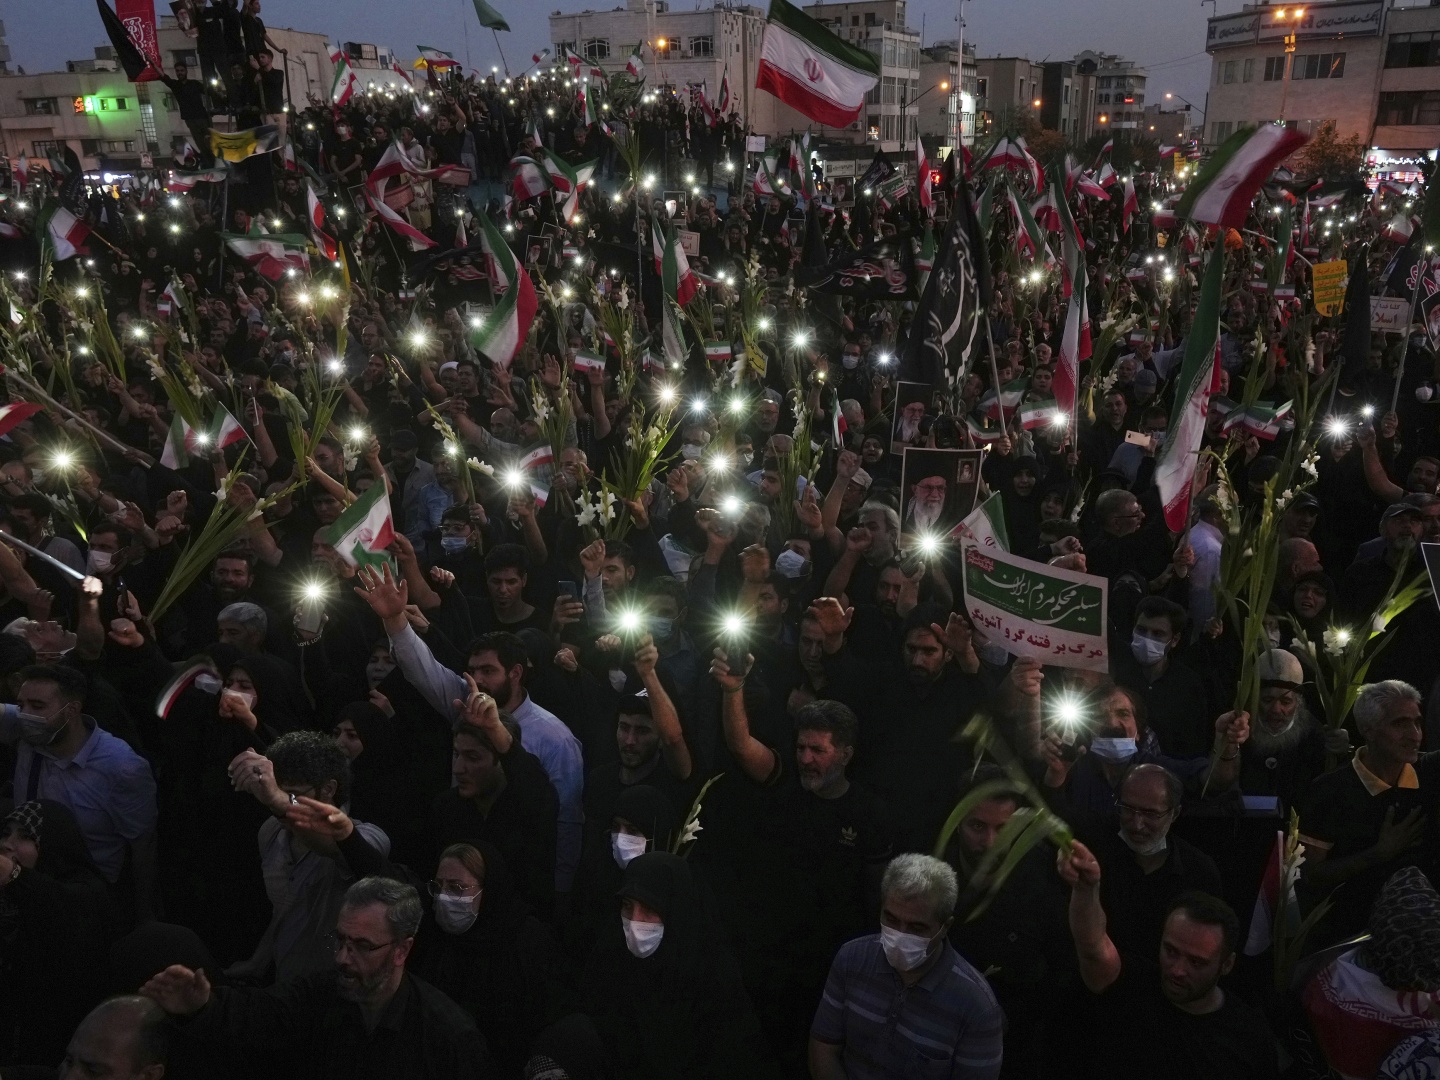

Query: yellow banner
left=1312, top=259, right=1347, bottom=317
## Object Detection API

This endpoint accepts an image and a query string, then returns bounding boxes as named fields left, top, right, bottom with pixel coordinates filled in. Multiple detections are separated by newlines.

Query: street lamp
left=904, top=80, right=952, bottom=151
left=1275, top=7, right=1306, bottom=124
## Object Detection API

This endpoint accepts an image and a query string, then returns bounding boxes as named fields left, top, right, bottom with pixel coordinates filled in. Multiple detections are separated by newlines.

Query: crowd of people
left=0, top=18, right=1435, bottom=1080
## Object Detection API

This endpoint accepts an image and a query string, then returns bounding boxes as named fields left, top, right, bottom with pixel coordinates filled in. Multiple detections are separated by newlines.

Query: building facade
left=1040, top=60, right=1098, bottom=142
left=549, top=0, right=923, bottom=148
left=0, top=15, right=332, bottom=174
left=973, top=55, right=1044, bottom=136
left=1202, top=0, right=1384, bottom=147
left=1075, top=49, right=1148, bottom=131
left=916, top=41, right=977, bottom=149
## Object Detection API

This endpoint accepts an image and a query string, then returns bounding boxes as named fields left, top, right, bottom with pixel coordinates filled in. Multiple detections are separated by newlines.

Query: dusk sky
left=5, top=0, right=1218, bottom=117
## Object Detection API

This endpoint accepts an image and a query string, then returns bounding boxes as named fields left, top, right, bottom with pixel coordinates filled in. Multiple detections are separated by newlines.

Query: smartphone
left=1124, top=429, right=1156, bottom=451
left=558, top=581, right=581, bottom=602
left=899, top=549, right=927, bottom=576
left=295, top=594, right=325, bottom=635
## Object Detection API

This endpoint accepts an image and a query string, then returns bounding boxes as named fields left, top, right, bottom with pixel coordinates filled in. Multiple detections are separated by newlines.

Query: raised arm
left=709, top=647, right=777, bottom=784
left=1058, top=841, right=1121, bottom=993
left=353, top=564, right=464, bottom=717
left=634, top=634, right=693, bottom=781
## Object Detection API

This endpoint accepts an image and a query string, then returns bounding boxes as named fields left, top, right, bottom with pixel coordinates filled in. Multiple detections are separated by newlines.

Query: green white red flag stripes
left=307, top=185, right=337, bottom=261
left=626, top=44, right=645, bottom=79
left=38, top=200, right=91, bottom=261
left=364, top=187, right=437, bottom=251
left=1121, top=176, right=1137, bottom=234
left=756, top=0, right=880, bottom=127
left=0, top=403, right=41, bottom=441
left=329, top=49, right=357, bottom=106
left=159, top=405, right=248, bottom=469
left=1175, top=124, right=1309, bottom=229
left=322, top=480, right=397, bottom=569
left=1156, top=248, right=1225, bottom=531
left=417, top=46, right=460, bottom=69
left=1054, top=261, right=1091, bottom=417
left=916, top=139, right=932, bottom=216
left=220, top=227, right=311, bottom=279
left=652, top=211, right=690, bottom=366
left=651, top=213, right=698, bottom=307
left=950, top=490, right=1009, bottom=552
left=470, top=213, right=537, bottom=370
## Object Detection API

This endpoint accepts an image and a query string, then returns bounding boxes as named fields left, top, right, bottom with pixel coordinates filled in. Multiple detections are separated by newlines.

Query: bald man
left=60, top=995, right=169, bottom=1080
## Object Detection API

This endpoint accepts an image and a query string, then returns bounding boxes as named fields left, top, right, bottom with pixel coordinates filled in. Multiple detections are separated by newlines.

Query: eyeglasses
left=326, top=933, right=397, bottom=956
left=1115, top=801, right=1174, bottom=823
left=426, top=880, right=481, bottom=898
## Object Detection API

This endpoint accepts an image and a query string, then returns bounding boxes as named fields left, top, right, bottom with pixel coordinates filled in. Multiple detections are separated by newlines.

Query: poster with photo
left=900, top=447, right=983, bottom=544
left=891, top=381, right=934, bottom=456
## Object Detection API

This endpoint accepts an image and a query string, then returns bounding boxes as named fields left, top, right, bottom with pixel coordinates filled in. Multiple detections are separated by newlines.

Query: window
left=97, top=96, right=128, bottom=111
left=32, top=140, right=65, bottom=157
left=1211, top=121, right=1234, bottom=142
left=1242, top=58, right=1254, bottom=82
left=1378, top=90, right=1440, bottom=125
left=1222, top=61, right=1235, bottom=84
left=1062, top=84, right=1070, bottom=104
left=582, top=39, right=609, bottom=61
left=882, top=75, right=896, bottom=104
left=171, top=49, right=198, bottom=69
left=882, top=114, right=895, bottom=140
left=1386, top=32, right=1440, bottom=68
left=1100, top=76, right=1112, bottom=88
left=883, top=38, right=897, bottom=66
left=867, top=82, right=880, bottom=105
left=851, top=15, right=859, bottom=25
left=22, top=98, right=57, bottom=115
left=1292, top=52, right=1344, bottom=79
left=1264, top=56, right=1286, bottom=81
left=688, top=36, right=712, bottom=57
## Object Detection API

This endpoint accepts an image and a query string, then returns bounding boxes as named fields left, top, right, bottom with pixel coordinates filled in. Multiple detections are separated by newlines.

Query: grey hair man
left=141, top=877, right=492, bottom=1077
left=217, top=601, right=268, bottom=652
left=1298, top=679, right=1434, bottom=941
left=809, top=853, right=1003, bottom=1080
left=60, top=995, right=170, bottom=1080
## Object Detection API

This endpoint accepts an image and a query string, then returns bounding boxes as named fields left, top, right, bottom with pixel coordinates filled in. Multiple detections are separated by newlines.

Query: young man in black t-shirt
left=1059, top=842, right=1279, bottom=1080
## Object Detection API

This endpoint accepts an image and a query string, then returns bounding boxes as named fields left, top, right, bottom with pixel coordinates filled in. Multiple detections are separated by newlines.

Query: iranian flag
left=1121, top=176, right=1138, bottom=234
left=979, top=377, right=1028, bottom=420
left=1244, top=831, right=1288, bottom=956
left=541, top=151, right=596, bottom=223
left=154, top=662, right=212, bottom=719
left=1055, top=261, right=1091, bottom=417
left=1030, top=186, right=1060, bottom=234
left=717, top=67, right=731, bottom=115
left=510, top=154, right=550, bottom=200
left=1176, top=124, right=1309, bottom=229
left=479, top=216, right=511, bottom=290
left=515, top=444, right=555, bottom=506
left=161, top=406, right=248, bottom=468
left=330, top=49, right=358, bottom=106
left=964, top=417, right=1006, bottom=445
left=364, top=187, right=437, bottom=251
left=1017, top=400, right=1059, bottom=430
left=222, top=227, right=312, bottom=279
left=756, top=0, right=880, bottom=127
left=166, top=166, right=227, bottom=193
left=652, top=214, right=698, bottom=306
left=37, top=200, right=91, bottom=261
left=1155, top=247, right=1224, bottom=531
left=951, top=490, right=1009, bottom=552
left=323, top=481, right=396, bottom=569
left=417, top=46, right=460, bottom=69
left=307, top=185, right=338, bottom=261
left=470, top=213, right=537, bottom=369
left=652, top=212, right=690, bottom=367
left=0, top=402, right=41, bottom=440
left=14, top=153, right=28, bottom=190
left=626, top=43, right=645, bottom=79
left=1096, top=161, right=1118, bottom=189
left=917, top=139, right=932, bottom=216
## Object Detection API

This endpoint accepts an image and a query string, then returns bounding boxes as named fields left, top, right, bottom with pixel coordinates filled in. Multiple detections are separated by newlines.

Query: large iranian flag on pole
left=470, top=212, right=537, bottom=369
left=651, top=213, right=698, bottom=306
left=1055, top=260, right=1090, bottom=419
left=330, top=49, right=357, bottom=106
left=1155, top=247, right=1224, bottom=532
left=38, top=200, right=91, bottom=261
left=652, top=212, right=689, bottom=367
left=323, top=481, right=396, bottom=569
left=1175, top=124, right=1309, bottom=229
left=756, top=0, right=880, bottom=127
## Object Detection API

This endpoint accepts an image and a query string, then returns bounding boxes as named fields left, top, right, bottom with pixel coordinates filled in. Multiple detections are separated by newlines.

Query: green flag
left=471, top=0, right=511, bottom=31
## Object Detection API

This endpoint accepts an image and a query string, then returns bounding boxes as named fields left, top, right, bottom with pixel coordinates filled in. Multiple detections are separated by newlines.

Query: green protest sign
left=962, top=545, right=1109, bottom=672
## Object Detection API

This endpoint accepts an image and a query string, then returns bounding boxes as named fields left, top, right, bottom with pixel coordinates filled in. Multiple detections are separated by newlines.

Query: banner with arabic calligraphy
left=794, top=241, right=916, bottom=300
left=962, top=545, right=1109, bottom=673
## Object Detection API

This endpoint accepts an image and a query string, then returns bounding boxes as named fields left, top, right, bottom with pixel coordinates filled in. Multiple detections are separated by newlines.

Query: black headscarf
left=615, top=852, right=709, bottom=985
left=227, top=651, right=306, bottom=733
left=2, top=799, right=98, bottom=881
left=336, top=700, right=398, bottom=773
left=524, top=1014, right=610, bottom=1080
left=612, top=785, right=679, bottom=851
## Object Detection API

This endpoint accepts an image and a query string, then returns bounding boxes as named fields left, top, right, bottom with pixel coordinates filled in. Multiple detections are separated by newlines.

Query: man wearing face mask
left=810, top=853, right=1003, bottom=1080
left=1043, top=682, right=1248, bottom=824
left=1, top=664, right=158, bottom=918
left=1114, top=597, right=1217, bottom=758
left=1080, top=764, right=1222, bottom=965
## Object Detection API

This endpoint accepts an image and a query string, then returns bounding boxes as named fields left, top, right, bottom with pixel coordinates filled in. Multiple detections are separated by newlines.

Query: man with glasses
left=1084, top=488, right=1194, bottom=596
left=141, top=876, right=491, bottom=1077
left=1083, top=764, right=1222, bottom=965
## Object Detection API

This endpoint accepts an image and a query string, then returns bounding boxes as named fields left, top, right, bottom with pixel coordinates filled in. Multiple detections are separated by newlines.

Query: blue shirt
left=811, top=935, right=1004, bottom=1080
left=2, top=708, right=157, bottom=882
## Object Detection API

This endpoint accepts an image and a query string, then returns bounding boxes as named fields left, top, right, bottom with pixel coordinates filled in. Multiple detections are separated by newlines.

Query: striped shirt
left=811, top=935, right=1004, bottom=1080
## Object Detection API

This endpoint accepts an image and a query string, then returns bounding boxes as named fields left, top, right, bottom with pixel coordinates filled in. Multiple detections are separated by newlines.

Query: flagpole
left=4, top=368, right=155, bottom=468
left=1391, top=279, right=1422, bottom=414
left=492, top=30, right=510, bottom=78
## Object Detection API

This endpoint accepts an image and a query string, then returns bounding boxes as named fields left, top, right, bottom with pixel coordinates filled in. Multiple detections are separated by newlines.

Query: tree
left=1293, top=122, right=1366, bottom=182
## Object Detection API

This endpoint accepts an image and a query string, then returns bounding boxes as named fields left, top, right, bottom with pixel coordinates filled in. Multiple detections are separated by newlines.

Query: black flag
left=1337, top=242, right=1372, bottom=395
left=857, top=150, right=893, bottom=194
left=96, top=0, right=156, bottom=81
left=795, top=240, right=915, bottom=301
left=899, top=174, right=990, bottom=388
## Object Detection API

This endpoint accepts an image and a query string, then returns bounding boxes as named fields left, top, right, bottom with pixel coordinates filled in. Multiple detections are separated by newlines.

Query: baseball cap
left=1382, top=502, right=1423, bottom=523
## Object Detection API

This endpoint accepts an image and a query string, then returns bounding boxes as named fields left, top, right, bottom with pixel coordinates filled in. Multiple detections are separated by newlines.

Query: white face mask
left=622, top=916, right=665, bottom=958
left=841, top=352, right=860, bottom=369
left=1130, top=633, right=1169, bottom=666
left=879, top=924, right=939, bottom=972
left=774, top=549, right=811, bottom=578
left=1118, top=829, right=1169, bottom=858
left=433, top=891, right=480, bottom=934
left=611, top=831, right=648, bottom=869
left=1089, top=737, right=1138, bottom=764
left=86, top=549, right=114, bottom=573
left=223, top=688, right=257, bottom=711
left=680, top=443, right=704, bottom=460
left=975, top=641, right=1010, bottom=667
